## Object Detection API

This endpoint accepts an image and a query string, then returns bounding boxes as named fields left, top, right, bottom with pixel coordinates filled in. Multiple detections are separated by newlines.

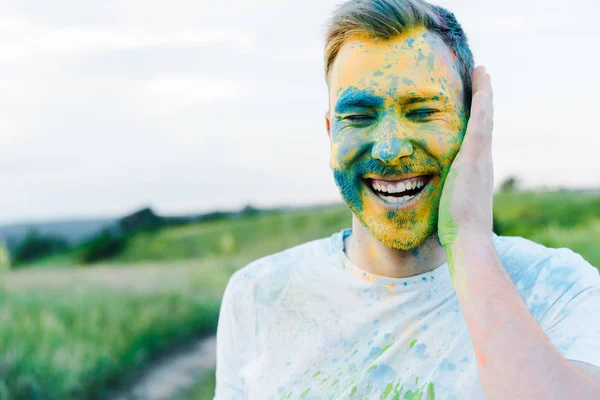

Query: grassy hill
left=27, top=191, right=600, bottom=269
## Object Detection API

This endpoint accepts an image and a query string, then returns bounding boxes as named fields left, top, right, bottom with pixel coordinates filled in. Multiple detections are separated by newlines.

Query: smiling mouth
left=363, top=174, right=433, bottom=206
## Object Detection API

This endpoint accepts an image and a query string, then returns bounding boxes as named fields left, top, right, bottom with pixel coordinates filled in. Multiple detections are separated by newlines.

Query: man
left=214, top=0, right=600, bottom=398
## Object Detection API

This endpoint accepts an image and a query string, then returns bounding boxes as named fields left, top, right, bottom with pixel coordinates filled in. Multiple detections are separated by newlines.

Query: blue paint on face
left=334, top=86, right=385, bottom=113
left=427, top=52, right=435, bottom=71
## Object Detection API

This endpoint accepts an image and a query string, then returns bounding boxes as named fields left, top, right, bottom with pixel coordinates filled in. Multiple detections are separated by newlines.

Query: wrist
left=449, top=230, right=494, bottom=253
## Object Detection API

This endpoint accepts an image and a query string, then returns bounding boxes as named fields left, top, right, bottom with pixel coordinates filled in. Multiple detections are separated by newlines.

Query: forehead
left=329, top=26, right=463, bottom=102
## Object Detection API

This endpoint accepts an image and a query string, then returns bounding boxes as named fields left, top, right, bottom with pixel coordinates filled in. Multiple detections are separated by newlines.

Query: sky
left=1, top=0, right=599, bottom=224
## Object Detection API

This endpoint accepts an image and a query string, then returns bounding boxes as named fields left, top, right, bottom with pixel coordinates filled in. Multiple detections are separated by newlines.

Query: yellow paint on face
left=328, top=27, right=467, bottom=249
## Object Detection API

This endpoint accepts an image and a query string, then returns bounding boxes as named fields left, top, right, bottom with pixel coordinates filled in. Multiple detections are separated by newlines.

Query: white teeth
left=372, top=177, right=429, bottom=196
left=381, top=194, right=415, bottom=204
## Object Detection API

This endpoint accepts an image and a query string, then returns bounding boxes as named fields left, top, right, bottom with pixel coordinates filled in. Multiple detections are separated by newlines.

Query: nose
left=371, top=118, right=413, bottom=165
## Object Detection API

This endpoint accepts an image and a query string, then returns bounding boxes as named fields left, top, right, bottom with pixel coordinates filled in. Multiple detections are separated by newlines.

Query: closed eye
left=343, top=114, right=375, bottom=124
left=407, top=109, right=438, bottom=120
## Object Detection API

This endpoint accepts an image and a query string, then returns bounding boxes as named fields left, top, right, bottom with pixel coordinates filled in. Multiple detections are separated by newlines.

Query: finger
left=472, top=65, right=487, bottom=94
left=485, top=74, right=494, bottom=147
left=468, top=67, right=494, bottom=149
left=461, top=90, right=488, bottom=158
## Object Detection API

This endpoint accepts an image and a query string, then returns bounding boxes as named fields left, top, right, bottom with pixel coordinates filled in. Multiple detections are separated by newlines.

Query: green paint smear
left=381, top=382, right=394, bottom=399
left=427, top=382, right=436, bottom=400
left=280, top=391, right=293, bottom=400
left=312, top=370, right=321, bottom=378
left=408, top=339, right=418, bottom=349
left=366, top=364, right=378, bottom=373
left=438, top=167, right=460, bottom=278
left=301, top=388, right=311, bottom=398
left=380, top=343, right=393, bottom=355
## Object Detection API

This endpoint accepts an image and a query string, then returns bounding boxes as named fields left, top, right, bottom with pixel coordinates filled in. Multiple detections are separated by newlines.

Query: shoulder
left=493, top=235, right=600, bottom=321
left=494, top=235, right=599, bottom=288
left=225, top=233, right=342, bottom=307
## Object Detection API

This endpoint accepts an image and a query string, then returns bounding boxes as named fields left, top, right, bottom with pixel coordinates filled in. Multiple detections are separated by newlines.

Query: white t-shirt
left=214, top=229, right=600, bottom=400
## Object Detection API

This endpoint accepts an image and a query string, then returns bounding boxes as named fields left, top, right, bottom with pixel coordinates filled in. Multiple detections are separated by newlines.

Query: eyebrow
left=400, top=91, right=447, bottom=105
left=335, top=87, right=385, bottom=112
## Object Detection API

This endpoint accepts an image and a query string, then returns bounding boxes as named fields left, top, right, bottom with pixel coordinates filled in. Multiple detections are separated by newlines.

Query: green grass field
left=0, top=261, right=232, bottom=400
left=184, top=369, right=216, bottom=400
left=1, top=192, right=599, bottom=400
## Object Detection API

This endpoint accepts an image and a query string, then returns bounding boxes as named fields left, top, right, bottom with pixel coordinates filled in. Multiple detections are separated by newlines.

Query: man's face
left=327, top=26, right=468, bottom=250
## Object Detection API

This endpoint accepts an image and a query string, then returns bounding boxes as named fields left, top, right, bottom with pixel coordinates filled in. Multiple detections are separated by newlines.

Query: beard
left=333, top=156, right=446, bottom=250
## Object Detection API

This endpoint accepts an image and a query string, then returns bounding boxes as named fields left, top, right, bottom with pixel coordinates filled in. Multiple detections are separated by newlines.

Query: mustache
left=352, top=157, right=443, bottom=178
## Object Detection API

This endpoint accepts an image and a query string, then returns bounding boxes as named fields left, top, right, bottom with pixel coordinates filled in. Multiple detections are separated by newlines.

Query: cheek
left=419, top=112, right=467, bottom=164
left=330, top=127, right=372, bottom=169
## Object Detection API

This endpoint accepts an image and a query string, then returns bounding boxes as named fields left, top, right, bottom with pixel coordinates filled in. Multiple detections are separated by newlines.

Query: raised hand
left=438, top=66, right=495, bottom=253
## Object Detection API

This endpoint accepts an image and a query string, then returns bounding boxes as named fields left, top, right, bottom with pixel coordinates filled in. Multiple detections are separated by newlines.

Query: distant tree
left=197, top=211, right=229, bottom=223
left=79, top=230, right=127, bottom=264
left=492, top=214, right=504, bottom=236
left=12, top=230, right=69, bottom=266
left=119, top=207, right=164, bottom=235
left=499, top=176, right=520, bottom=193
left=241, top=205, right=259, bottom=216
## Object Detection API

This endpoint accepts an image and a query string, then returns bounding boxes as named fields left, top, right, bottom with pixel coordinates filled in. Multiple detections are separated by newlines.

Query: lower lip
left=364, top=178, right=432, bottom=210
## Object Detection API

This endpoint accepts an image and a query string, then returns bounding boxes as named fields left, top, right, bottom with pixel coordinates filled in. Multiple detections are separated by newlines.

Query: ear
left=325, top=111, right=331, bottom=139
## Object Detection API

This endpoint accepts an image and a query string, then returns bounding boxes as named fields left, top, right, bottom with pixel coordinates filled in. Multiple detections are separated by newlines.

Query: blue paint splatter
left=414, top=344, right=429, bottom=359
left=440, top=358, right=456, bottom=371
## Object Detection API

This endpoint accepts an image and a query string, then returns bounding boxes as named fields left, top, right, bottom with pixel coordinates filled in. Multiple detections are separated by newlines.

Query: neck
left=344, top=216, right=447, bottom=278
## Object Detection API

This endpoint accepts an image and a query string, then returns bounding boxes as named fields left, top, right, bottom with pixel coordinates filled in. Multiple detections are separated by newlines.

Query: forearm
left=449, top=234, right=600, bottom=400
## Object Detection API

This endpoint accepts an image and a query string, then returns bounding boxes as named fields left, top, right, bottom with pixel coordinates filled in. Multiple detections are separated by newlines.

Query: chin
left=361, top=215, right=438, bottom=250
left=335, top=166, right=444, bottom=250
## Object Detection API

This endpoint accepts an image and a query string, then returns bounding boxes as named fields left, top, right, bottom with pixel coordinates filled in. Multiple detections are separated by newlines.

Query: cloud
left=465, top=15, right=538, bottom=34
left=138, top=77, right=251, bottom=114
left=37, top=27, right=256, bottom=53
left=0, top=23, right=256, bottom=63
